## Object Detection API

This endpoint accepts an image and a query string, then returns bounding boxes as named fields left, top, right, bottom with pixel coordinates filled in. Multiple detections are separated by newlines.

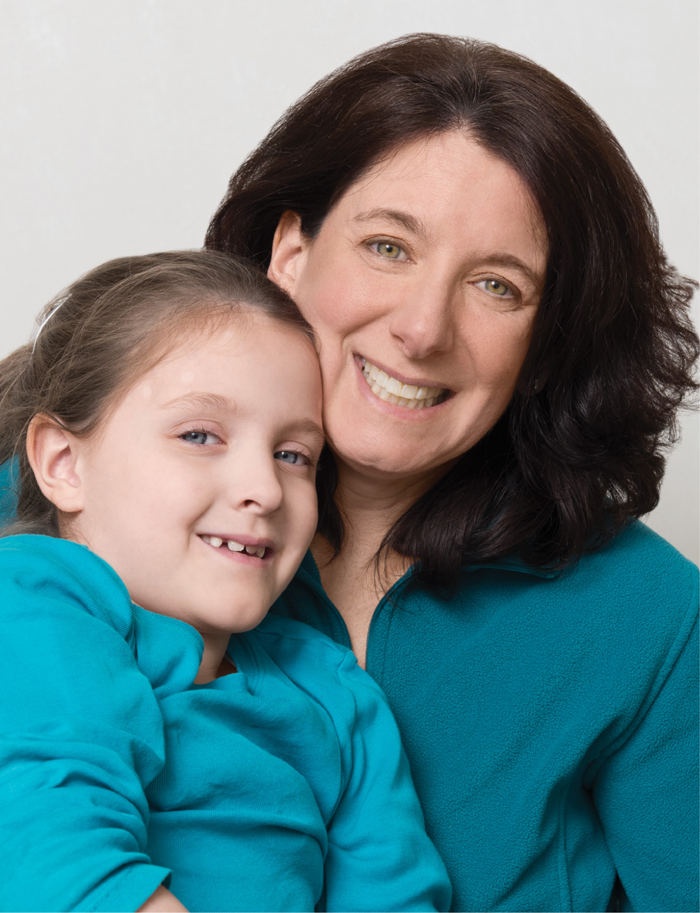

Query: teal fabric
left=272, top=522, right=699, bottom=912
left=0, top=535, right=451, bottom=913
left=0, top=457, right=18, bottom=523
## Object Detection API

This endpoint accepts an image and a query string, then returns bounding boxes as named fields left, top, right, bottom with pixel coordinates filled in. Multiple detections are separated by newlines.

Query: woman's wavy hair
left=0, top=250, right=313, bottom=537
left=206, top=33, right=698, bottom=584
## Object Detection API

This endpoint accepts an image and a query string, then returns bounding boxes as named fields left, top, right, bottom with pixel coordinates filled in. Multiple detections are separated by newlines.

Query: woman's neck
left=312, top=458, right=445, bottom=667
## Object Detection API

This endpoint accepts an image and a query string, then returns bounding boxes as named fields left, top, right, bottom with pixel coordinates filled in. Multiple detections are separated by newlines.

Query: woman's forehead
left=328, top=131, right=548, bottom=273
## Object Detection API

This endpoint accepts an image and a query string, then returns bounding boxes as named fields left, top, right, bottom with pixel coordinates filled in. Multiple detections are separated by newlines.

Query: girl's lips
left=198, top=534, right=274, bottom=561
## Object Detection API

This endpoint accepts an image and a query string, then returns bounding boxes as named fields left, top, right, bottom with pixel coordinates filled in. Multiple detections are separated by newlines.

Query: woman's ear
left=268, top=210, right=306, bottom=294
left=26, top=415, right=85, bottom=514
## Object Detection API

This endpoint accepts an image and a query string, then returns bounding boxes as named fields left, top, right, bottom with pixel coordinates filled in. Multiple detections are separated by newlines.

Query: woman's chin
left=326, top=432, right=458, bottom=487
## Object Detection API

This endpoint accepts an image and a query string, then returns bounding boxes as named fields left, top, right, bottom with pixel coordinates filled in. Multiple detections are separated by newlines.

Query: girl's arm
left=0, top=536, right=172, bottom=912
left=322, top=650, right=452, bottom=913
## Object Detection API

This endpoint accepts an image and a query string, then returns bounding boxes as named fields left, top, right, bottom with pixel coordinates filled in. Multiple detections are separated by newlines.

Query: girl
left=0, top=250, right=451, bottom=913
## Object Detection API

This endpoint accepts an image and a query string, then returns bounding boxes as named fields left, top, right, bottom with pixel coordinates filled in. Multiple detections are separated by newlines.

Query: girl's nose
left=229, top=454, right=284, bottom=515
left=387, top=277, right=456, bottom=360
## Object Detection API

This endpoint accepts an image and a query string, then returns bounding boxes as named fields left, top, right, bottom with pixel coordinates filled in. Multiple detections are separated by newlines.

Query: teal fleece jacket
left=0, top=534, right=451, bottom=913
left=271, top=521, right=699, bottom=912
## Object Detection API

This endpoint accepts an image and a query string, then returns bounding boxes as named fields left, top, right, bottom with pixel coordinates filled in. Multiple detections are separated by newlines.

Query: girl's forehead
left=155, top=311, right=314, bottom=368
left=133, top=318, right=321, bottom=403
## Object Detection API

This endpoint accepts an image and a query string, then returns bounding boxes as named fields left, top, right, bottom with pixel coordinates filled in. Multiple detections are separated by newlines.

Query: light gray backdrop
left=1, top=0, right=698, bottom=561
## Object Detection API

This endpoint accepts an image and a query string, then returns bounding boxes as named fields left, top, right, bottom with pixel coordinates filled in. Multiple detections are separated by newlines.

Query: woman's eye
left=180, top=430, right=220, bottom=445
left=477, top=278, right=513, bottom=297
left=274, top=450, right=309, bottom=466
left=371, top=241, right=406, bottom=260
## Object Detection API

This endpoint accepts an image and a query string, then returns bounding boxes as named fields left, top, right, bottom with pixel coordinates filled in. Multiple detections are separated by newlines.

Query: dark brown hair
left=0, top=250, right=313, bottom=536
left=206, top=33, right=698, bottom=583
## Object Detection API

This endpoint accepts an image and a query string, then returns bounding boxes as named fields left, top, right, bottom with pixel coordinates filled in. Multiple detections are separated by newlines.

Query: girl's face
left=67, top=315, right=323, bottom=635
left=269, top=131, right=547, bottom=487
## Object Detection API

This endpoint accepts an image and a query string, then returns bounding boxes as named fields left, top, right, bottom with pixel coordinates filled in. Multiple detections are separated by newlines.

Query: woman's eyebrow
left=477, top=254, right=545, bottom=291
left=352, top=208, right=428, bottom=238
left=352, top=211, right=544, bottom=285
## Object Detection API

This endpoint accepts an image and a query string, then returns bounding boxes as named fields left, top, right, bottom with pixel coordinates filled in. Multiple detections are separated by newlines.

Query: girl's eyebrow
left=160, top=393, right=236, bottom=413
left=159, top=393, right=325, bottom=446
left=282, top=418, right=325, bottom=449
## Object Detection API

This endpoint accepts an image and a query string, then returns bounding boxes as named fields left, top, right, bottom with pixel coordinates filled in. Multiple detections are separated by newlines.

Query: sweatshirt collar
left=297, top=548, right=561, bottom=585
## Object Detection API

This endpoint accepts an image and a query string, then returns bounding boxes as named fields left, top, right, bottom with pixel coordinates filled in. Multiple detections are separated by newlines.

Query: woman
left=205, top=34, right=698, bottom=912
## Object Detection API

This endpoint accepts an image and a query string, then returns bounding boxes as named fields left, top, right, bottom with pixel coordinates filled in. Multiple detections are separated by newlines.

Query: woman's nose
left=387, top=278, right=456, bottom=360
left=228, top=454, right=284, bottom=515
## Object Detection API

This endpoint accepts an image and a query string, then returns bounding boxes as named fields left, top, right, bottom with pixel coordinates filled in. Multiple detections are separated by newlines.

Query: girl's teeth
left=243, top=544, right=266, bottom=559
left=203, top=536, right=266, bottom=558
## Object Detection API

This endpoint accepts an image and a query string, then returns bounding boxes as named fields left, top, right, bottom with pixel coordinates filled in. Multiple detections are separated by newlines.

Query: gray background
left=1, top=0, right=697, bottom=561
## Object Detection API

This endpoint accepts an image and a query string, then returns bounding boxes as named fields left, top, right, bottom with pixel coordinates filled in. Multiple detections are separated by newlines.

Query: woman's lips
left=359, top=356, right=449, bottom=409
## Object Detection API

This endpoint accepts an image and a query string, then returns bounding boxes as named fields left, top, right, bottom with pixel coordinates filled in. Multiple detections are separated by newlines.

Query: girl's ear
left=268, top=210, right=307, bottom=294
left=26, top=415, right=85, bottom=514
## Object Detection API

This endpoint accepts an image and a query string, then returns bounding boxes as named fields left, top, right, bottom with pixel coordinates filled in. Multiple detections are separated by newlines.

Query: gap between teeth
left=201, top=535, right=266, bottom=558
left=361, top=358, right=446, bottom=408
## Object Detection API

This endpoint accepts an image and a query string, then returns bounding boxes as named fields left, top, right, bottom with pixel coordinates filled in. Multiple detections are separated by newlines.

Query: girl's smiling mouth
left=199, top=535, right=272, bottom=560
left=358, top=356, right=450, bottom=409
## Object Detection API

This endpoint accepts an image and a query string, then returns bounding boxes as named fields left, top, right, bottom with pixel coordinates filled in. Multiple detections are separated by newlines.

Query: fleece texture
left=272, top=521, right=699, bottom=912
left=0, top=534, right=450, bottom=913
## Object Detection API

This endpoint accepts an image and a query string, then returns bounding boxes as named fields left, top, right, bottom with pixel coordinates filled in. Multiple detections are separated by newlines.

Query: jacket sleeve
left=0, top=539, right=171, bottom=912
left=592, top=598, right=699, bottom=913
left=321, top=650, right=452, bottom=913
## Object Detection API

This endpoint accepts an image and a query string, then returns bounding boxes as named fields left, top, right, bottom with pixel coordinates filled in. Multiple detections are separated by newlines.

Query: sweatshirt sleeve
left=592, top=596, right=699, bottom=913
left=0, top=537, right=171, bottom=912
left=322, top=650, right=452, bottom=913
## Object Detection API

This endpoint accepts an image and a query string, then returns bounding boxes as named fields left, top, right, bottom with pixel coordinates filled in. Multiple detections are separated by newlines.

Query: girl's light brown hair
left=0, top=250, right=313, bottom=536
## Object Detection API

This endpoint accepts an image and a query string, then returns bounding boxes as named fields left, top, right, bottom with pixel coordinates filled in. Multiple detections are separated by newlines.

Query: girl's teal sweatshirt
left=0, top=533, right=450, bottom=912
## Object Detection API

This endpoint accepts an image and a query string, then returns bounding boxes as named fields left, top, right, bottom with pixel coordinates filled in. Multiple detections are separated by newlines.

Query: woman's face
left=269, top=131, right=548, bottom=486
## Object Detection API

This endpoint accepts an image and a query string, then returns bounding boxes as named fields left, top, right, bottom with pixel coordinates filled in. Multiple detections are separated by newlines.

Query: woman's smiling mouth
left=360, top=357, right=449, bottom=409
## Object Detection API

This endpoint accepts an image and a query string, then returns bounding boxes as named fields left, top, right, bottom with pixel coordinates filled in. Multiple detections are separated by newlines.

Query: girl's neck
left=194, top=632, right=236, bottom=684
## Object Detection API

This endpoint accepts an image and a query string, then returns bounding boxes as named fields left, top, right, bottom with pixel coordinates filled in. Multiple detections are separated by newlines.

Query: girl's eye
left=371, top=241, right=406, bottom=260
left=180, top=430, right=220, bottom=446
left=274, top=450, right=309, bottom=466
left=477, top=278, right=513, bottom=298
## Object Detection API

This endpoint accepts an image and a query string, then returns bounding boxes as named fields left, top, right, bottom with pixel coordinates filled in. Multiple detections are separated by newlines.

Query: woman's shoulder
left=553, top=520, right=698, bottom=615
left=460, top=520, right=698, bottom=610
left=450, top=521, right=698, bottom=680
left=0, top=533, right=135, bottom=639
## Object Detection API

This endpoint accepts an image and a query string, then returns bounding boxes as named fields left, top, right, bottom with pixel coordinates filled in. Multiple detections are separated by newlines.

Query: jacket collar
left=298, top=548, right=562, bottom=585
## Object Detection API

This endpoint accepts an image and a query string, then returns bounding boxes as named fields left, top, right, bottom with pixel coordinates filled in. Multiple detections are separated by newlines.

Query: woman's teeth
left=201, top=535, right=266, bottom=558
left=361, top=358, right=447, bottom=409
